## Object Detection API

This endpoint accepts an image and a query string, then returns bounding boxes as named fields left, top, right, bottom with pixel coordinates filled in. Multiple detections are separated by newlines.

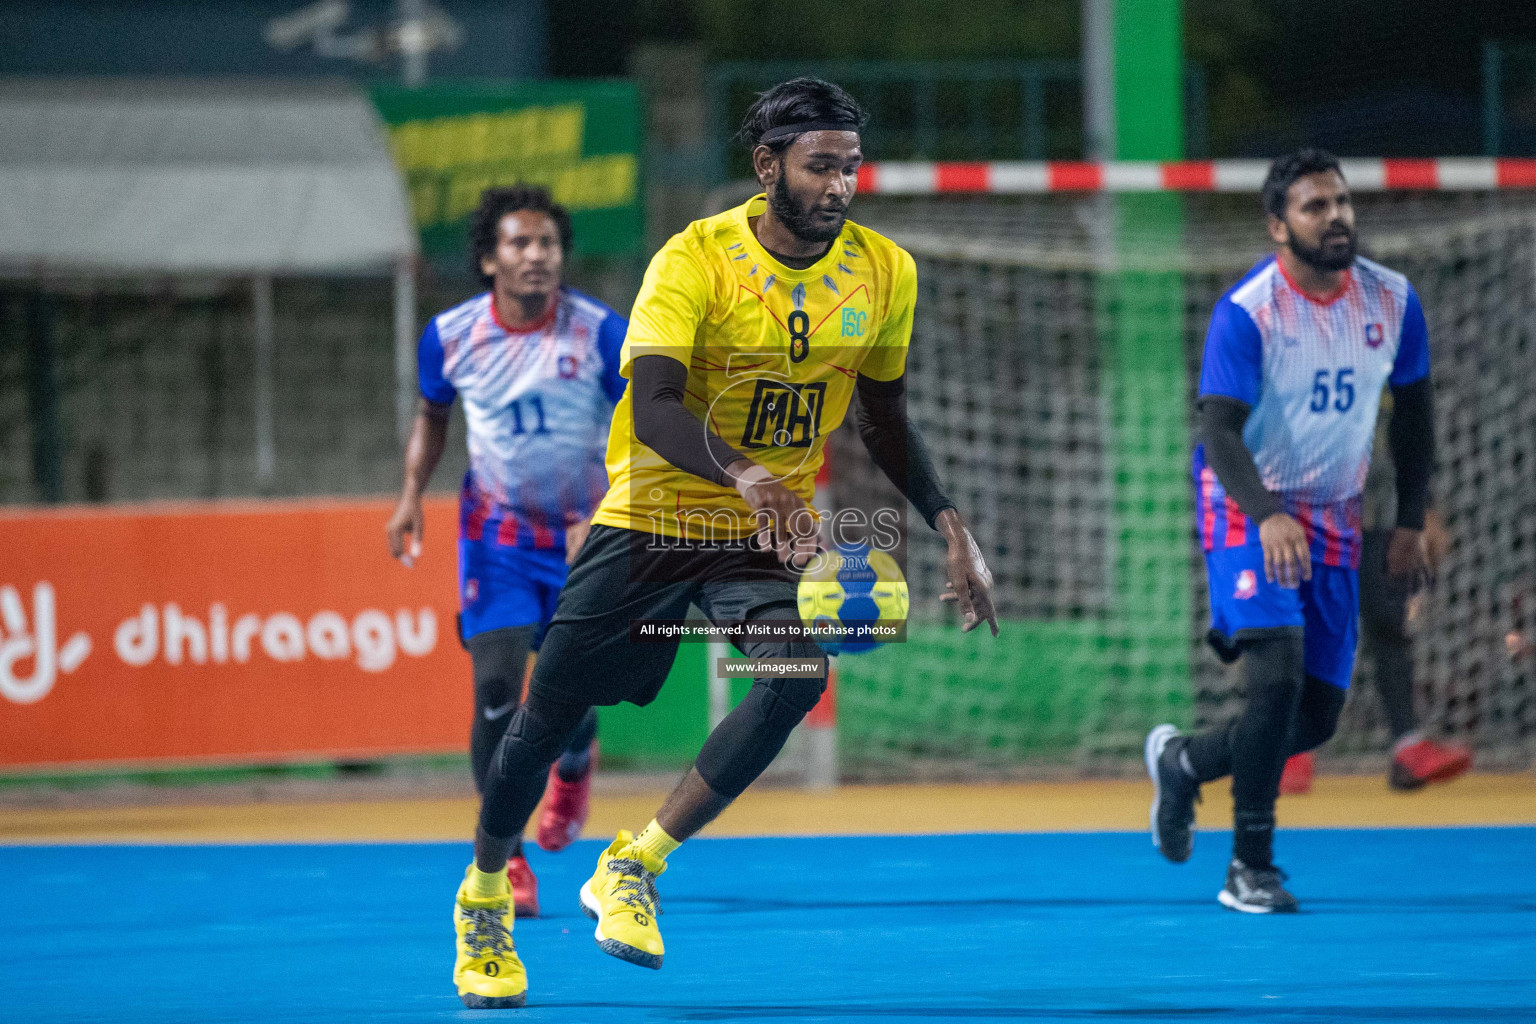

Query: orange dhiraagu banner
left=0, top=497, right=471, bottom=769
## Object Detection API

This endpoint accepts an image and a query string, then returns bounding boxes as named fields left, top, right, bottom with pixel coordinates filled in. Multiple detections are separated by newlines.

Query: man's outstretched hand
left=936, top=508, right=998, bottom=636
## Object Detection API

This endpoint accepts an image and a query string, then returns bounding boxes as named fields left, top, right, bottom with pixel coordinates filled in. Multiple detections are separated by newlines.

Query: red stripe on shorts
left=1346, top=500, right=1364, bottom=567
left=1200, top=468, right=1216, bottom=551
left=464, top=496, right=489, bottom=543
left=496, top=513, right=521, bottom=547
left=1321, top=505, right=1343, bottom=567
left=1224, top=496, right=1247, bottom=548
left=1293, top=502, right=1322, bottom=564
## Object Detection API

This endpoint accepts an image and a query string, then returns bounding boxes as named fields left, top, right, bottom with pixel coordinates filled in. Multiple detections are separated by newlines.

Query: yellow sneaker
left=452, top=867, right=528, bottom=1009
left=578, top=830, right=666, bottom=969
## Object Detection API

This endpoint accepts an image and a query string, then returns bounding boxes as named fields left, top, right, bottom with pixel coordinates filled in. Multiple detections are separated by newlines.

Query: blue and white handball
left=797, top=541, right=909, bottom=655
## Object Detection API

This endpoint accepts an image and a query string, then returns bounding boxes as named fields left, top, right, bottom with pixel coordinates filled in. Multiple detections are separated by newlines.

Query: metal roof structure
left=0, top=78, right=415, bottom=275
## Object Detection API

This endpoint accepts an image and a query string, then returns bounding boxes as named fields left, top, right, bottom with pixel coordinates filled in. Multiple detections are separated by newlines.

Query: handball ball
left=797, top=541, right=909, bottom=655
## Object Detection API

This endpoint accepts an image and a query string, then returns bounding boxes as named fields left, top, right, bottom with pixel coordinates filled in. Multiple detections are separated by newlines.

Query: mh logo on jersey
left=740, top=380, right=827, bottom=449
left=1234, top=570, right=1258, bottom=600
left=1365, top=323, right=1385, bottom=348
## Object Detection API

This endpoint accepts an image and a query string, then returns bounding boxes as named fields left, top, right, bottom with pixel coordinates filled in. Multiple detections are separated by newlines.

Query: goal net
left=827, top=188, right=1536, bottom=779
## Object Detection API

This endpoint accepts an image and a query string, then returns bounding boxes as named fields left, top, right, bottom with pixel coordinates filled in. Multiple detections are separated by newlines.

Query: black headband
left=757, top=120, right=860, bottom=144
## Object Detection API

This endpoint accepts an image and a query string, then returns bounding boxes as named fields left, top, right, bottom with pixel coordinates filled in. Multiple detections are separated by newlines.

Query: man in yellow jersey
left=449, top=77, right=998, bottom=1007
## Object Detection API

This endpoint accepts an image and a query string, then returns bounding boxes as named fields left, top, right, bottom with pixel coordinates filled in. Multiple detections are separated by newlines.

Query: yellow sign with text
left=372, top=83, right=642, bottom=258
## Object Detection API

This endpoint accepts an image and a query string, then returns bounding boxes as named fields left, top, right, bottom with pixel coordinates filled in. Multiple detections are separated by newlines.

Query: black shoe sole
left=580, top=881, right=663, bottom=969
left=597, top=936, right=663, bottom=969
left=460, top=992, right=527, bottom=1009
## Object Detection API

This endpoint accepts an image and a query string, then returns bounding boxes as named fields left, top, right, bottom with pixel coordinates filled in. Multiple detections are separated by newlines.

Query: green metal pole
left=1102, top=0, right=1194, bottom=738
left=1112, top=0, right=1183, bottom=161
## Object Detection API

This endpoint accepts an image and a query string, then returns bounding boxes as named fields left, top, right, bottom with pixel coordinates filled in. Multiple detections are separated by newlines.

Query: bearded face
left=1287, top=215, right=1358, bottom=272
left=1274, top=170, right=1358, bottom=273
left=767, top=160, right=850, bottom=245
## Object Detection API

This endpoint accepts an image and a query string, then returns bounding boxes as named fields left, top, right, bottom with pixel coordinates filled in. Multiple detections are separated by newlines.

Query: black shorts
left=527, top=525, right=812, bottom=708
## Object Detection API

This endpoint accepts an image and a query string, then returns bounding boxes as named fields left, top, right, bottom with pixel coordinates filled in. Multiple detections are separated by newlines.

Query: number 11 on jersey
left=508, top=395, right=550, bottom=435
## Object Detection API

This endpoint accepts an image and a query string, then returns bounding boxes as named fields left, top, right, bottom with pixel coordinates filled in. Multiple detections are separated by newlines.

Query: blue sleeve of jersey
left=597, top=311, right=629, bottom=403
left=417, top=319, right=457, bottom=405
left=1197, top=297, right=1263, bottom=406
left=1390, top=285, right=1431, bottom=387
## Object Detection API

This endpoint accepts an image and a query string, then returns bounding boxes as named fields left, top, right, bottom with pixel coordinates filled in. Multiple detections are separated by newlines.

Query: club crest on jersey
left=740, top=380, right=827, bottom=449
left=1234, top=569, right=1258, bottom=600
left=558, top=355, right=579, bottom=379
left=1365, top=322, right=1384, bottom=348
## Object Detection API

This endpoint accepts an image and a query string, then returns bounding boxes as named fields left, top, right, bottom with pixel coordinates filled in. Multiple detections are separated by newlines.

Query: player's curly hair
left=1262, top=148, right=1345, bottom=220
left=736, top=77, right=869, bottom=156
left=469, top=185, right=573, bottom=286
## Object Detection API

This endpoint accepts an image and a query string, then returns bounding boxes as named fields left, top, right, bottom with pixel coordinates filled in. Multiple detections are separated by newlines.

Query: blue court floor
left=3, top=829, right=1534, bottom=1023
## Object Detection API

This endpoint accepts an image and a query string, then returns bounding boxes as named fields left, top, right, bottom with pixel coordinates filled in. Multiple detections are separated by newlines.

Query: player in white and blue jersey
left=1144, top=150, right=1435, bottom=913
left=387, top=185, right=626, bottom=920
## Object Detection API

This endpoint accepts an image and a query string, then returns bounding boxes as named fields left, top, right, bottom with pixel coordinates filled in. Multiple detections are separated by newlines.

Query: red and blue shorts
left=457, top=539, right=568, bottom=645
left=1204, top=542, right=1359, bottom=689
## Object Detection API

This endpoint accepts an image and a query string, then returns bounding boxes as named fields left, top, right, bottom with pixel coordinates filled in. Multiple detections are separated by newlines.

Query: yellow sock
left=468, top=864, right=509, bottom=899
left=631, top=820, right=681, bottom=863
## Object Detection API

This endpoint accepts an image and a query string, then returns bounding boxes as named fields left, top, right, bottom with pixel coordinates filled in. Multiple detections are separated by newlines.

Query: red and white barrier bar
left=856, top=159, right=1536, bottom=195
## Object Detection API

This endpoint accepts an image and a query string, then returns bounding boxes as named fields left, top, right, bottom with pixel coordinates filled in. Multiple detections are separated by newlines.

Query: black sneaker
left=1145, top=724, right=1199, bottom=863
left=1218, top=859, right=1299, bottom=914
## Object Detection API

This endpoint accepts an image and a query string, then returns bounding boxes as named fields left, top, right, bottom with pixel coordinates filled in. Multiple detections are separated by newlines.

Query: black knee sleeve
left=693, top=667, right=826, bottom=800
left=1228, top=631, right=1306, bottom=867
left=465, top=626, right=535, bottom=793
left=478, top=694, right=591, bottom=840
left=1288, top=675, right=1346, bottom=754
left=468, top=626, right=534, bottom=701
left=1183, top=718, right=1237, bottom=784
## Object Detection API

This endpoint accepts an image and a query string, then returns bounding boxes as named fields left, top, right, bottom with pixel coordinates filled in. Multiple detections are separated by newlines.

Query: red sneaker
left=1279, top=752, right=1314, bottom=795
left=536, top=742, right=596, bottom=853
left=1390, top=737, right=1473, bottom=790
left=506, top=854, right=539, bottom=918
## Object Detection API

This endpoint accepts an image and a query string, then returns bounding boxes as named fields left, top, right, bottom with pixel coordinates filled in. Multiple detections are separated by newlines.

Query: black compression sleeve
left=630, top=355, right=749, bottom=486
left=854, top=374, right=957, bottom=530
left=1199, top=395, right=1283, bottom=523
left=1388, top=376, right=1434, bottom=530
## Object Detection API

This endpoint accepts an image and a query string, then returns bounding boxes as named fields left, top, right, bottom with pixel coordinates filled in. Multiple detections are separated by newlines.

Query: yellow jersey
left=591, top=193, right=916, bottom=541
